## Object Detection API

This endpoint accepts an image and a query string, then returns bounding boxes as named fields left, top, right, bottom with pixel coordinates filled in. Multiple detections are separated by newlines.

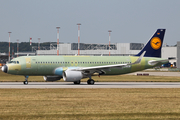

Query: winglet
left=132, top=51, right=146, bottom=64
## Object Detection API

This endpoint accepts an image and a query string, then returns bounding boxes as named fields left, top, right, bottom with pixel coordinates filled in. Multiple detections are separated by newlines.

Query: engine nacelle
left=43, top=76, right=61, bottom=81
left=63, top=71, right=83, bottom=82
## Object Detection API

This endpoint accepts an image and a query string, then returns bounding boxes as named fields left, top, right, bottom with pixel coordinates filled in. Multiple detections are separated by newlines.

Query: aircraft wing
left=70, top=51, right=146, bottom=72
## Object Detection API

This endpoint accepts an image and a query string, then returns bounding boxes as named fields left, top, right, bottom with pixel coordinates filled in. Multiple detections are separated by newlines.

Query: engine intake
left=63, top=71, right=83, bottom=82
left=43, top=76, right=61, bottom=81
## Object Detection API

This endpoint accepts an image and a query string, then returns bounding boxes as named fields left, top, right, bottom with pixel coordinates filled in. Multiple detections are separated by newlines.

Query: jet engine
left=43, top=76, right=61, bottom=81
left=63, top=71, right=83, bottom=82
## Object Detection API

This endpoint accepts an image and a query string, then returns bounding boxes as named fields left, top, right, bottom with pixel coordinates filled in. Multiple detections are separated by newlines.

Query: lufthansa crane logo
left=150, top=37, right=162, bottom=50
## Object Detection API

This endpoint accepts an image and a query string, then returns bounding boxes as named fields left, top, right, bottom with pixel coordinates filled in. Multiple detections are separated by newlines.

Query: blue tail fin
left=135, top=29, right=166, bottom=58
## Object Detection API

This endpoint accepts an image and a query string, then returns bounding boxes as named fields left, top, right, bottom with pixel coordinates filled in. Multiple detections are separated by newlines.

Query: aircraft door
left=25, top=57, right=31, bottom=68
left=31, top=59, right=38, bottom=74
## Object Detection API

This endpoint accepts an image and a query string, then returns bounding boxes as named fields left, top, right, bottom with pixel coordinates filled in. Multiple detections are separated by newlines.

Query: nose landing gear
left=24, top=76, right=29, bottom=85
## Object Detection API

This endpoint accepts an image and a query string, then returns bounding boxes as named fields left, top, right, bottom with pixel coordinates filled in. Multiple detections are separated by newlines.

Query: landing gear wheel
left=74, top=80, right=81, bottom=84
left=87, top=79, right=95, bottom=85
left=24, top=81, right=28, bottom=85
left=23, top=76, right=29, bottom=85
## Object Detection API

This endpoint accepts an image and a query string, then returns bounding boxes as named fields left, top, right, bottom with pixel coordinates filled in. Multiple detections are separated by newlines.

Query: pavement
left=1, top=82, right=180, bottom=88
left=128, top=71, right=180, bottom=76
left=1, top=71, right=180, bottom=89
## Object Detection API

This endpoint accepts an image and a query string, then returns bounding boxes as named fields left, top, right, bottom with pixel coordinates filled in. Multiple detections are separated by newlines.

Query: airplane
left=1, top=29, right=169, bottom=85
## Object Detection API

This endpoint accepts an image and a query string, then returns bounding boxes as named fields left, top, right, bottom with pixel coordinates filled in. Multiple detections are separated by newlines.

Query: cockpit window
left=9, top=61, right=16, bottom=64
left=9, top=61, right=19, bottom=64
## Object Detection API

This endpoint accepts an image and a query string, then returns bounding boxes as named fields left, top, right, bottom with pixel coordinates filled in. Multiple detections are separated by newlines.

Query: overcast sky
left=0, top=0, right=180, bottom=45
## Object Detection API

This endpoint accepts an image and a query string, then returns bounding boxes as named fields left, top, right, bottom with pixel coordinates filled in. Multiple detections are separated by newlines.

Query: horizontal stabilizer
left=148, top=59, right=169, bottom=66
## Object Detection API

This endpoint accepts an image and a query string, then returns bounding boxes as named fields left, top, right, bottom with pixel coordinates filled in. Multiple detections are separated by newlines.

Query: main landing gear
left=87, top=79, right=95, bottom=85
left=23, top=76, right=29, bottom=85
left=74, top=80, right=81, bottom=84
left=73, top=79, right=95, bottom=85
left=86, top=75, right=95, bottom=85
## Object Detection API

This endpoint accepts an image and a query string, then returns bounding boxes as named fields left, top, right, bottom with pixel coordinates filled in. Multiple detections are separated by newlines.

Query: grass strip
left=0, top=88, right=180, bottom=119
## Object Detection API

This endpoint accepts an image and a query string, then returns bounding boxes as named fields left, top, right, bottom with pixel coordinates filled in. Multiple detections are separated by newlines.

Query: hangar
left=37, top=43, right=144, bottom=56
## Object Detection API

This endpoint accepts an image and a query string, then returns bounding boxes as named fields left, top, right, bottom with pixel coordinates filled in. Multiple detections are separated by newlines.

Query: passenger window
left=17, top=61, right=19, bottom=64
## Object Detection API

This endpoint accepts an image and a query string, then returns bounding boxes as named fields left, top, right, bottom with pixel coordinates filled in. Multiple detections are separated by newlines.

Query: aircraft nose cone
left=1, top=65, right=8, bottom=73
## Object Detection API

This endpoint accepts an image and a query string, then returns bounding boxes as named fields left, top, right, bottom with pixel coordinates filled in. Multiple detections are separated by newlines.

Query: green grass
left=1, top=71, right=180, bottom=119
left=1, top=89, right=180, bottom=119
left=1, top=70, right=180, bottom=82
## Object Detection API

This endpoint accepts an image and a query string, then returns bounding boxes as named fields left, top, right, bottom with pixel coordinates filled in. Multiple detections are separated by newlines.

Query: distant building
left=37, top=43, right=144, bottom=56
left=0, top=53, right=8, bottom=63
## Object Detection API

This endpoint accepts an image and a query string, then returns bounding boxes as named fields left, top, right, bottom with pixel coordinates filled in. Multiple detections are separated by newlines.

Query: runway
left=128, top=71, right=180, bottom=76
left=1, top=82, right=180, bottom=88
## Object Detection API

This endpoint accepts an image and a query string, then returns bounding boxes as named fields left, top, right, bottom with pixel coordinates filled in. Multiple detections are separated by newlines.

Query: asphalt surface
left=1, top=82, right=180, bottom=88
left=1, top=71, right=180, bottom=88
left=128, top=71, right=180, bottom=76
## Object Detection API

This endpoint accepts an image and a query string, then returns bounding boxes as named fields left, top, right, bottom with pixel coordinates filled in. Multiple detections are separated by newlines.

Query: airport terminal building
left=37, top=43, right=144, bottom=56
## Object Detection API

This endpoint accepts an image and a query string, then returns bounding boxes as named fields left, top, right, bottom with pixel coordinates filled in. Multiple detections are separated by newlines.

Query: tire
left=24, top=81, right=28, bottom=85
left=74, top=80, right=81, bottom=84
left=87, top=79, right=95, bottom=85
